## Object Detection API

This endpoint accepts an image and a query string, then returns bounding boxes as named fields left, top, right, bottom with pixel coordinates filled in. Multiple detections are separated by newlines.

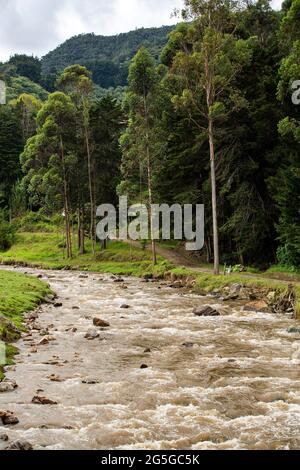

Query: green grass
left=170, top=267, right=300, bottom=317
left=1, top=232, right=299, bottom=318
left=0, top=232, right=172, bottom=277
left=0, top=269, right=51, bottom=380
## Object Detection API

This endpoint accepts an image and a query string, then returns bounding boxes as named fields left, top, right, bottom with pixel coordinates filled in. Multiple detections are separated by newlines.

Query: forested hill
left=41, top=26, right=174, bottom=89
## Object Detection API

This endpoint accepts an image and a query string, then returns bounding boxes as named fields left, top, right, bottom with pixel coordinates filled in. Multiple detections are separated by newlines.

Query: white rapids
left=1, top=268, right=300, bottom=450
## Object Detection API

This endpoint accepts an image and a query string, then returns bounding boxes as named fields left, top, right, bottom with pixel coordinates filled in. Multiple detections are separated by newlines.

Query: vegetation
left=0, top=232, right=170, bottom=277
left=0, top=1, right=300, bottom=287
left=0, top=270, right=50, bottom=380
left=41, top=26, right=174, bottom=89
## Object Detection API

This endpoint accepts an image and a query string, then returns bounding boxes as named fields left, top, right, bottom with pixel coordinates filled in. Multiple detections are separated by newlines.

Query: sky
left=0, top=0, right=284, bottom=62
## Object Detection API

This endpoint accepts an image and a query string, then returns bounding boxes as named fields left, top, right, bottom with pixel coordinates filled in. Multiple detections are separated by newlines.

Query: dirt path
left=138, top=242, right=300, bottom=286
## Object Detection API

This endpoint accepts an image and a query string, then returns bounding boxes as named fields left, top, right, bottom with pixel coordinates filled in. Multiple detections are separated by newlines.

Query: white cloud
left=0, top=0, right=284, bottom=62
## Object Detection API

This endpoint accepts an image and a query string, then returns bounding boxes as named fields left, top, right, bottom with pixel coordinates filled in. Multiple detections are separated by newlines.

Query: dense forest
left=0, top=0, right=300, bottom=272
left=41, top=26, right=174, bottom=89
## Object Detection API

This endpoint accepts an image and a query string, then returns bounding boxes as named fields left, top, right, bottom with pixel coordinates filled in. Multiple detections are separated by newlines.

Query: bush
left=276, top=244, right=300, bottom=270
left=19, top=211, right=62, bottom=233
left=0, top=220, right=16, bottom=251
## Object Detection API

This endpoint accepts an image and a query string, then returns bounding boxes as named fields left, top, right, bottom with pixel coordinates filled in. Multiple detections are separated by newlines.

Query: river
left=1, top=268, right=300, bottom=450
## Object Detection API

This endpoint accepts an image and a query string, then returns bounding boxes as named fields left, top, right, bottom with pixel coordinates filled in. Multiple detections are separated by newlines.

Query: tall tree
left=168, top=0, right=253, bottom=273
left=21, top=92, right=77, bottom=257
left=11, top=93, right=42, bottom=142
left=57, top=65, right=96, bottom=255
left=122, top=47, right=159, bottom=264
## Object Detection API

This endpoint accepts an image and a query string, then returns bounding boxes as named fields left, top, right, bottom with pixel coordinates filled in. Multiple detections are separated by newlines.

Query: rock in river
left=84, top=329, right=100, bottom=340
left=5, top=440, right=33, bottom=451
left=0, top=379, right=18, bottom=393
left=0, top=411, right=19, bottom=425
left=244, top=300, right=270, bottom=313
left=32, top=396, right=58, bottom=405
left=193, top=306, right=220, bottom=317
left=93, top=318, right=110, bottom=328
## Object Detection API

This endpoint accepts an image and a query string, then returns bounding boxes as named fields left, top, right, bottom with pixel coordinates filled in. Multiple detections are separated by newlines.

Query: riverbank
left=0, top=232, right=299, bottom=317
left=0, top=270, right=51, bottom=380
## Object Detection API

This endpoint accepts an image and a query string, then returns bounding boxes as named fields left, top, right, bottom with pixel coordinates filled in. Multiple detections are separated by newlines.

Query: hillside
left=5, top=75, right=48, bottom=102
left=41, top=25, right=174, bottom=89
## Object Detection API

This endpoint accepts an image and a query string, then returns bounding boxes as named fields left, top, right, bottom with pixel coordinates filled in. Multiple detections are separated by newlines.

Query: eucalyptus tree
left=21, top=92, right=77, bottom=257
left=57, top=65, right=96, bottom=255
left=167, top=0, right=254, bottom=274
left=121, top=47, right=160, bottom=264
left=11, top=93, right=42, bottom=142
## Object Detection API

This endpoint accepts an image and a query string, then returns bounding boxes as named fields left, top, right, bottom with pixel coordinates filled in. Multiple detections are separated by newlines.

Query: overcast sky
left=0, top=0, right=284, bottom=62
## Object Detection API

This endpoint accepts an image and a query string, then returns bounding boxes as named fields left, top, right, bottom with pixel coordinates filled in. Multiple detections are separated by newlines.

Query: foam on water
left=1, top=267, right=300, bottom=450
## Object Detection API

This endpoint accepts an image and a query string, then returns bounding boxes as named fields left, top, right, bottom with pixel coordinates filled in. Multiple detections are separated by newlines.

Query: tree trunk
left=78, top=205, right=85, bottom=255
left=144, top=96, right=157, bottom=265
left=60, top=135, right=72, bottom=258
left=84, top=107, right=96, bottom=257
left=205, top=53, right=219, bottom=275
left=208, top=117, right=219, bottom=275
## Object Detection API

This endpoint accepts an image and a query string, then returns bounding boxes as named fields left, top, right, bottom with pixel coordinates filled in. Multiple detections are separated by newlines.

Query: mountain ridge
left=41, top=25, right=175, bottom=89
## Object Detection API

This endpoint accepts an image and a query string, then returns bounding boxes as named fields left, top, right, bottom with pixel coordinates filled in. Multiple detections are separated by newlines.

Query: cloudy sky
left=0, top=0, right=283, bottom=62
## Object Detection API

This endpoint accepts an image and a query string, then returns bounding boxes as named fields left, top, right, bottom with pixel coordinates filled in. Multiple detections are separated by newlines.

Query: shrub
left=0, top=219, right=16, bottom=251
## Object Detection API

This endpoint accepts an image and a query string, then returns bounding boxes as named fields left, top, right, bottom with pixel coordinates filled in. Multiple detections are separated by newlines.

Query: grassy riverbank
left=1, top=232, right=299, bottom=317
left=0, top=232, right=172, bottom=277
left=0, top=270, right=51, bottom=380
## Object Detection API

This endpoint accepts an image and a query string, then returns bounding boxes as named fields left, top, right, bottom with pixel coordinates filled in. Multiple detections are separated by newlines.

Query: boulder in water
left=93, top=318, right=110, bottom=328
left=0, top=411, right=19, bottom=425
left=5, top=440, right=33, bottom=451
left=193, top=306, right=220, bottom=317
left=244, top=300, right=270, bottom=313
left=32, top=396, right=58, bottom=405
left=84, top=329, right=100, bottom=340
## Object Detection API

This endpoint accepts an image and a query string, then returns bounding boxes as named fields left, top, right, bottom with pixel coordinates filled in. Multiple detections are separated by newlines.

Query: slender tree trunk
left=60, top=135, right=72, bottom=258
left=144, top=96, right=157, bottom=265
left=205, top=54, right=219, bottom=275
left=83, top=104, right=96, bottom=256
left=208, top=117, right=219, bottom=274
left=78, top=205, right=85, bottom=254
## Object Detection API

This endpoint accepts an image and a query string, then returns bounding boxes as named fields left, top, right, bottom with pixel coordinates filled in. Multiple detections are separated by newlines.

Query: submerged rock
left=93, top=318, right=110, bottom=328
left=244, top=300, right=271, bottom=313
left=0, top=379, right=18, bottom=393
left=47, top=374, right=63, bottom=382
left=0, top=411, right=19, bottom=425
left=5, top=440, right=33, bottom=451
left=287, top=327, right=300, bottom=334
left=182, top=342, right=194, bottom=348
left=193, top=306, right=220, bottom=317
left=84, top=329, right=100, bottom=340
left=82, top=378, right=100, bottom=384
left=32, top=396, right=58, bottom=405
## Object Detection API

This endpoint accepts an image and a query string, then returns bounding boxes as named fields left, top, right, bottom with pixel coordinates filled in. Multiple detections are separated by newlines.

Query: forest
left=0, top=0, right=299, bottom=273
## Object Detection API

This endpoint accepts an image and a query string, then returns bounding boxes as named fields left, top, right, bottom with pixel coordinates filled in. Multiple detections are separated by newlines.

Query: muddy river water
left=1, top=268, right=300, bottom=450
